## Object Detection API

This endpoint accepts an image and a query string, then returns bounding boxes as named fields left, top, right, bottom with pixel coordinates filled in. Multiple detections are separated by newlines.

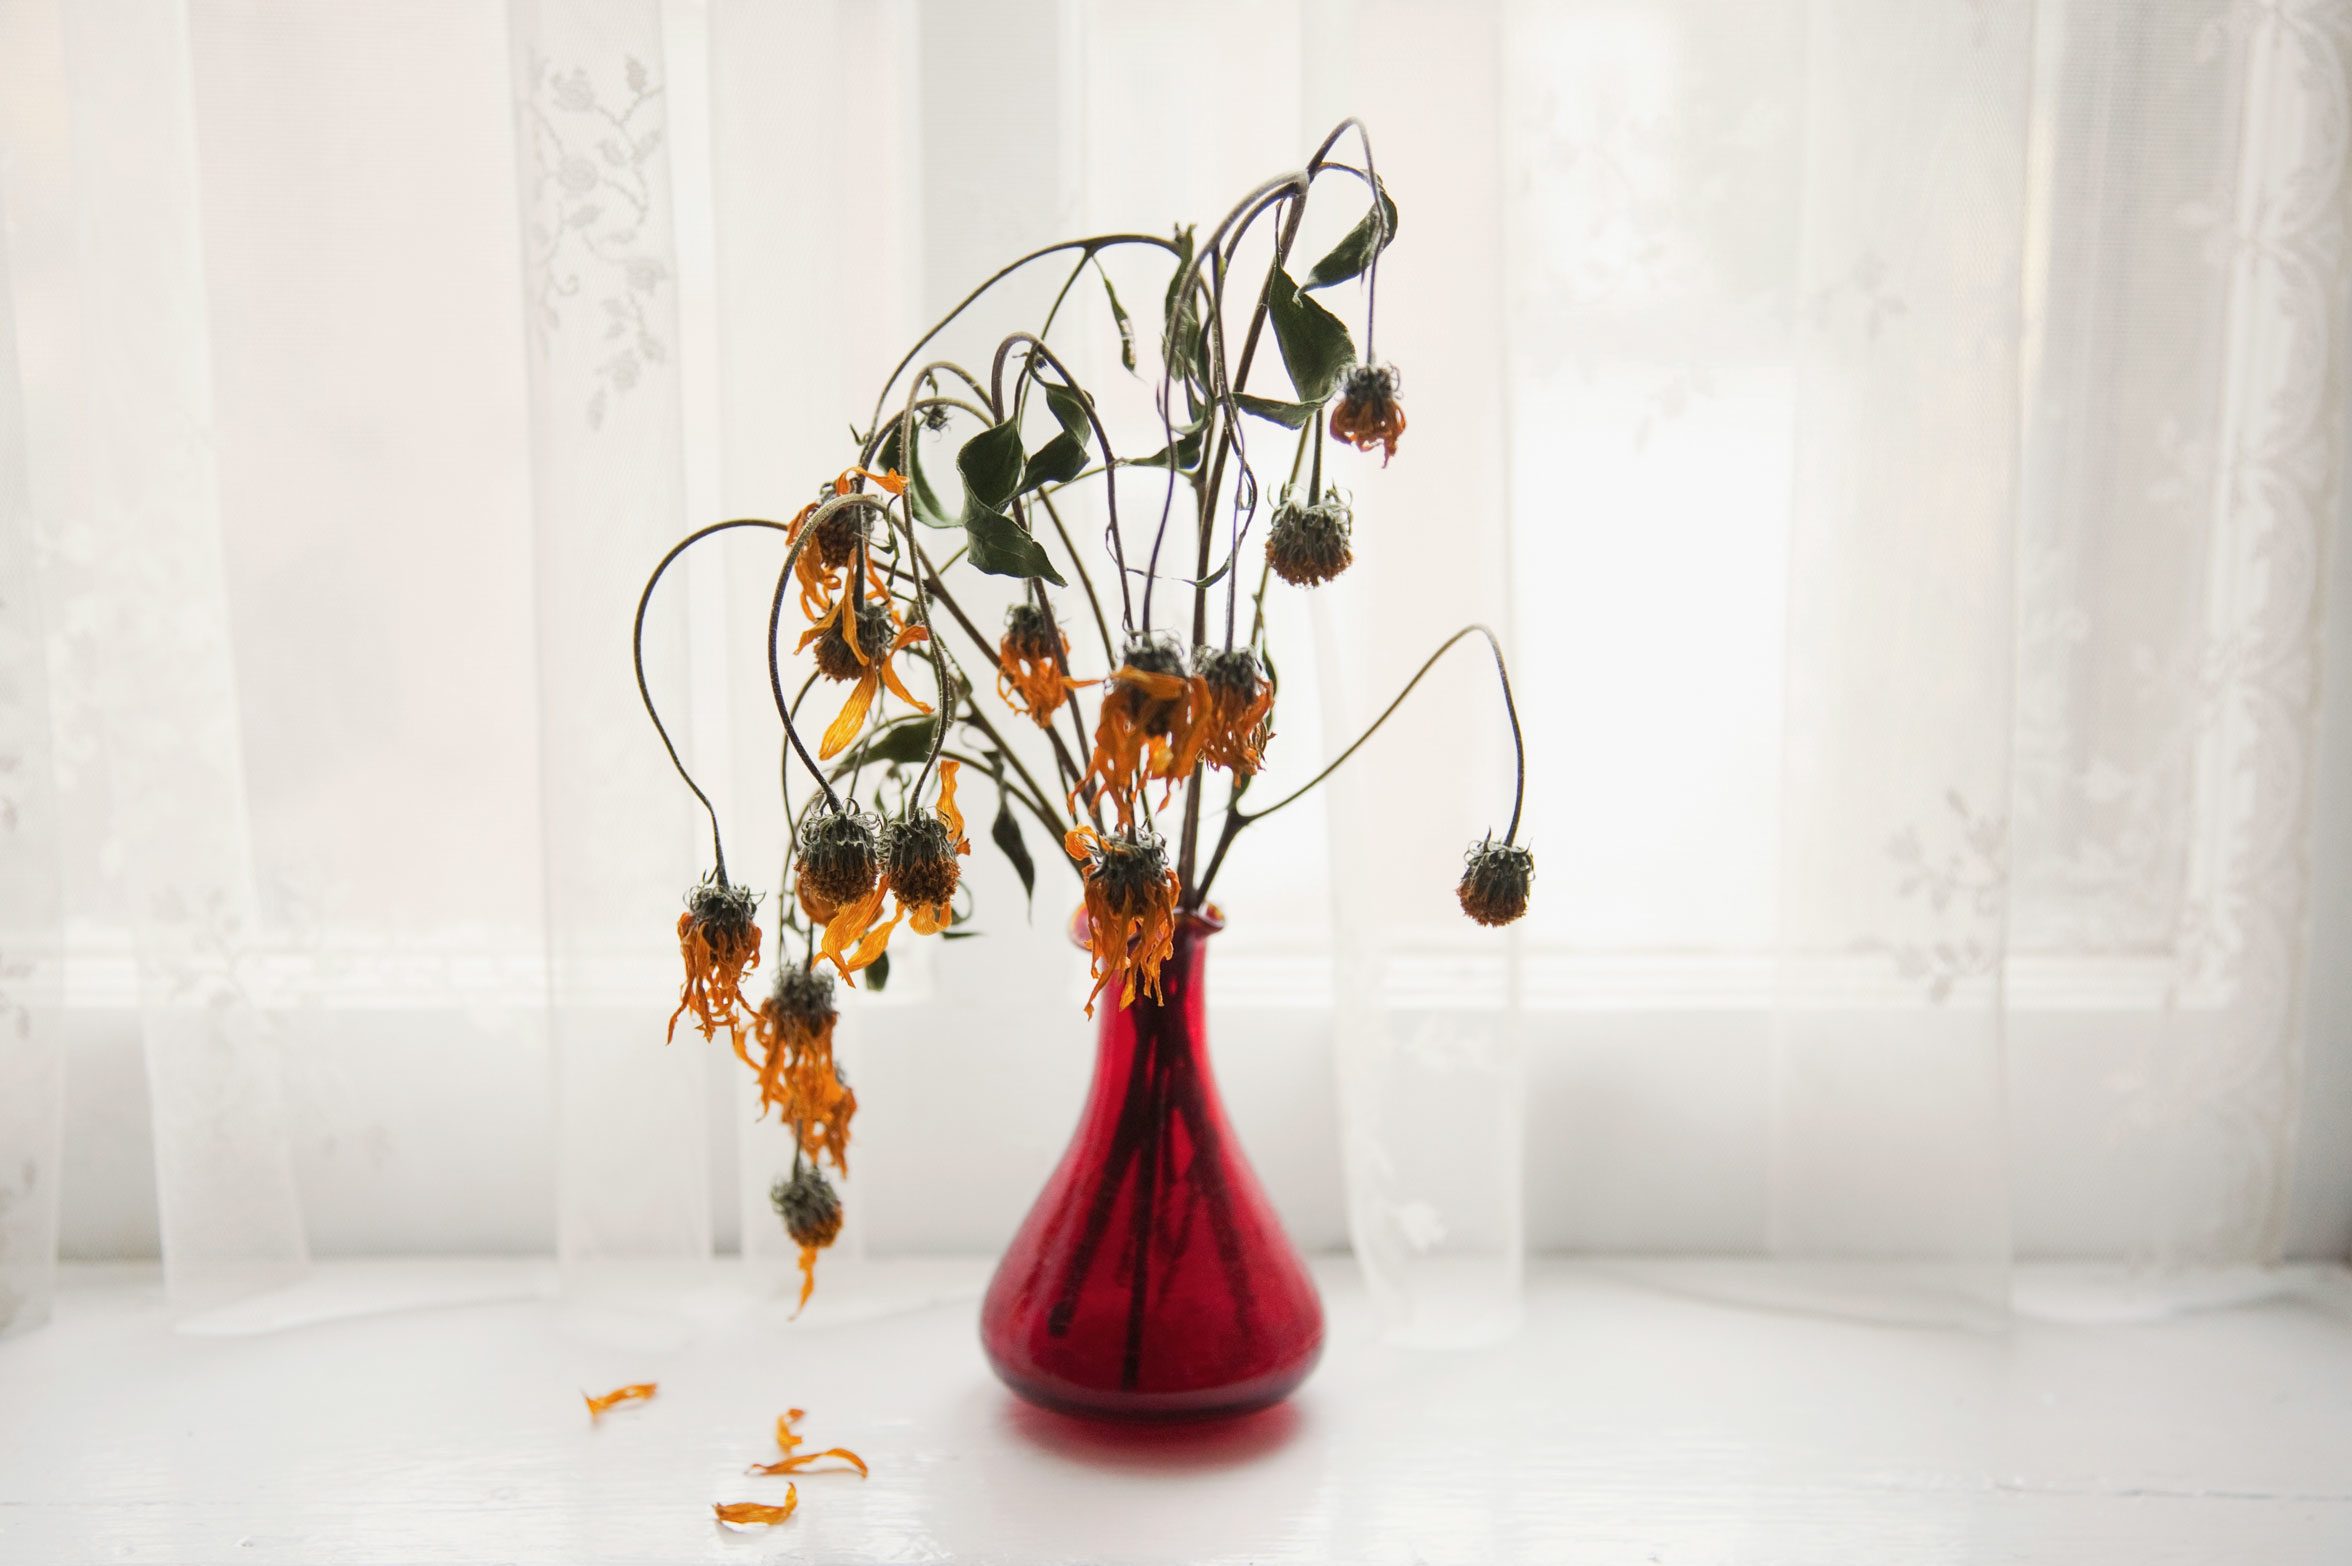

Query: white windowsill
left=3, top=1257, right=2348, bottom=1564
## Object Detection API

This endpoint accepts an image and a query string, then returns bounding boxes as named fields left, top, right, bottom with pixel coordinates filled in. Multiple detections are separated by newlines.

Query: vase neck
left=1091, top=920, right=1215, bottom=1073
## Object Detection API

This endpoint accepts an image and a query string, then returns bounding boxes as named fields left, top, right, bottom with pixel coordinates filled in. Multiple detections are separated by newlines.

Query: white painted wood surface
left=3, top=1258, right=2349, bottom=1564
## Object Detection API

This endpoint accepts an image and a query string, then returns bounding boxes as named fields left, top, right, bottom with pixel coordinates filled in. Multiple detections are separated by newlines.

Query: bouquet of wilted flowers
left=635, top=120, right=1529, bottom=1311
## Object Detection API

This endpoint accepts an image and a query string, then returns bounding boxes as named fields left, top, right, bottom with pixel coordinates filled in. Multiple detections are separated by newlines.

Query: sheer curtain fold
left=508, top=0, right=712, bottom=1280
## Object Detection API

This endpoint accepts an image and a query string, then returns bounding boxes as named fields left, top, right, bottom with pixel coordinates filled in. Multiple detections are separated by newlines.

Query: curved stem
left=1236, top=623, right=1526, bottom=837
left=635, top=516, right=797, bottom=880
left=862, top=235, right=1180, bottom=442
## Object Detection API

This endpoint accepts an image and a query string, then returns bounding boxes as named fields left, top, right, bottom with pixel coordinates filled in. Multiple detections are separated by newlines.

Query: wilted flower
left=772, top=1163, right=844, bottom=1314
left=669, top=875, right=762, bottom=1046
left=1066, top=825, right=1181, bottom=1015
left=1265, top=493, right=1354, bottom=587
left=797, top=593, right=933, bottom=759
left=1457, top=836, right=1534, bottom=927
left=1194, top=647, right=1274, bottom=775
left=1075, top=635, right=1207, bottom=825
left=818, top=760, right=971, bottom=978
left=752, top=966, right=857, bottom=1173
left=794, top=807, right=881, bottom=922
left=998, top=601, right=1094, bottom=728
left=1328, top=362, right=1405, bottom=464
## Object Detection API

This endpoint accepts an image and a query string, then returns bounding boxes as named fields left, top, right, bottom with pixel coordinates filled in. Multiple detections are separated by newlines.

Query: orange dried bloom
left=997, top=602, right=1095, bottom=728
left=1329, top=362, right=1405, bottom=464
left=1075, top=639, right=1207, bottom=827
left=774, top=1164, right=844, bottom=1316
left=583, top=1382, right=657, bottom=1421
left=1195, top=648, right=1274, bottom=775
left=748, top=1408, right=869, bottom=1478
left=713, top=1493, right=797, bottom=1528
left=669, top=878, right=761, bottom=1048
left=752, top=968, right=857, bottom=1173
left=784, top=468, right=909, bottom=624
left=1066, top=825, right=1181, bottom=1016
left=818, top=760, right=969, bottom=979
left=796, top=592, right=933, bottom=760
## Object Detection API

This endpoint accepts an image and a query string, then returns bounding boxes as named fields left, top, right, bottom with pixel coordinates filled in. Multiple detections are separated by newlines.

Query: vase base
left=984, top=1341, right=1321, bottom=1423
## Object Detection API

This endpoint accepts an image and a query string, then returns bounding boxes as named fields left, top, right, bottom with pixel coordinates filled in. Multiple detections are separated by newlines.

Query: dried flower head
left=810, top=599, right=898, bottom=684
left=1457, top=836, right=1534, bottom=927
left=998, top=601, right=1094, bottom=728
left=757, top=962, right=852, bottom=1120
left=1266, top=493, right=1355, bottom=587
left=810, top=497, right=871, bottom=573
left=797, top=595, right=934, bottom=759
left=772, top=1163, right=845, bottom=1313
left=1075, top=635, right=1207, bottom=826
left=794, top=806, right=881, bottom=919
left=670, top=875, right=763, bottom=1045
left=1195, top=647, right=1274, bottom=775
left=1066, top=825, right=1181, bottom=1015
left=818, top=760, right=971, bottom=978
left=1329, top=361, right=1405, bottom=464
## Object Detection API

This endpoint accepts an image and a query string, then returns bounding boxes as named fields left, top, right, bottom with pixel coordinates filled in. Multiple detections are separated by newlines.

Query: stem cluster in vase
left=633, top=120, right=1534, bottom=1301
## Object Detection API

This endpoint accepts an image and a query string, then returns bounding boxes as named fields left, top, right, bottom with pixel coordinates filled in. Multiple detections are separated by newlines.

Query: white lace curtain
left=2, top=0, right=2348, bottom=1334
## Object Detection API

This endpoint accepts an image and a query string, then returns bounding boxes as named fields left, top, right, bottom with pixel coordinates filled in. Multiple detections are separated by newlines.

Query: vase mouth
left=1066, top=901, right=1224, bottom=952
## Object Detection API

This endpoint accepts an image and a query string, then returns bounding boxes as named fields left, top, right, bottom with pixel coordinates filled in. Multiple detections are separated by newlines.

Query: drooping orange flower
left=1066, top=825, right=1182, bottom=1016
left=1195, top=647, right=1274, bottom=776
left=997, top=601, right=1095, bottom=728
left=1328, top=362, right=1405, bottom=464
left=772, top=1164, right=844, bottom=1315
left=584, top=1382, right=657, bottom=1421
left=713, top=1493, right=797, bottom=1528
left=748, top=1408, right=869, bottom=1479
left=1074, top=640, right=1207, bottom=827
left=752, top=967, right=857, bottom=1174
left=797, top=592, right=933, bottom=761
left=669, top=878, right=762, bottom=1047
left=784, top=468, right=911, bottom=623
left=818, top=760, right=970, bottom=980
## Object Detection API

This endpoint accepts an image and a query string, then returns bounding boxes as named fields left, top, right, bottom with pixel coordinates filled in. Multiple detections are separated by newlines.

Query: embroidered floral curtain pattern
left=0, top=0, right=2345, bottom=1314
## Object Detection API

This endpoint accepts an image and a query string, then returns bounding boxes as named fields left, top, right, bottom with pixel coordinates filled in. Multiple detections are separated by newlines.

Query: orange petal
left=749, top=1447, right=869, bottom=1479
left=936, top=759, right=964, bottom=840
left=584, top=1382, right=657, bottom=1421
left=819, top=672, right=880, bottom=759
left=714, top=1492, right=798, bottom=1528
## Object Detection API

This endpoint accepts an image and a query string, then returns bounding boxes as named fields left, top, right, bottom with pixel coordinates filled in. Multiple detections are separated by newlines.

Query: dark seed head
left=1266, top=494, right=1354, bottom=587
left=1119, top=632, right=1186, bottom=679
left=795, top=808, right=880, bottom=910
left=1457, top=838, right=1535, bottom=927
left=811, top=499, right=873, bottom=571
left=1002, top=601, right=1062, bottom=663
left=767, top=964, right=839, bottom=1029
left=1084, top=828, right=1173, bottom=921
left=772, top=1165, right=844, bottom=1249
left=812, top=601, right=897, bottom=682
left=882, top=811, right=961, bottom=909
left=1339, top=361, right=1400, bottom=409
left=1197, top=646, right=1265, bottom=702
left=685, top=876, right=760, bottom=938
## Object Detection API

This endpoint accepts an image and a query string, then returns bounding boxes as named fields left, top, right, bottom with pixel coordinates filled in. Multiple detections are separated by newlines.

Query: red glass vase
left=980, top=912, right=1324, bottom=1419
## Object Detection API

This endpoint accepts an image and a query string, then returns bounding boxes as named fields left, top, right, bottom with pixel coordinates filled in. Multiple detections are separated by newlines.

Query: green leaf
left=1020, top=431, right=1089, bottom=493
left=873, top=421, right=902, bottom=470
left=963, top=502, right=1068, bottom=586
left=990, top=799, right=1036, bottom=913
left=1128, top=422, right=1207, bottom=473
left=957, top=423, right=1026, bottom=512
left=938, top=928, right=982, bottom=941
left=1269, top=268, right=1356, bottom=405
left=904, top=419, right=961, bottom=529
left=1234, top=393, right=1318, bottom=429
left=1043, top=382, right=1095, bottom=443
left=1096, top=262, right=1136, bottom=372
left=865, top=950, right=890, bottom=992
left=1126, top=557, right=1230, bottom=591
left=1304, top=183, right=1399, bottom=290
left=1163, top=225, right=1210, bottom=385
left=828, top=718, right=937, bottom=776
